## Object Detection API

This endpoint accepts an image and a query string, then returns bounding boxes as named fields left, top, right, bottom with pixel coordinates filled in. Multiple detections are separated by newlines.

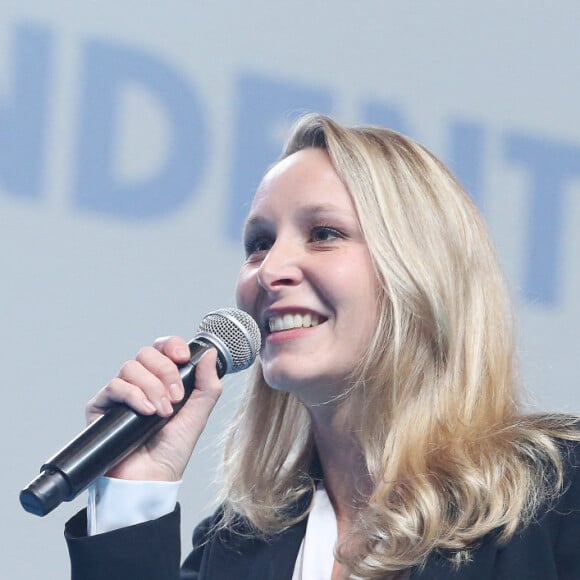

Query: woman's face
left=235, top=147, right=379, bottom=405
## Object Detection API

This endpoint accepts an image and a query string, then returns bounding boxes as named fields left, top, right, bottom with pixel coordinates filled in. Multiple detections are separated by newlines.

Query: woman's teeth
left=268, top=312, right=321, bottom=333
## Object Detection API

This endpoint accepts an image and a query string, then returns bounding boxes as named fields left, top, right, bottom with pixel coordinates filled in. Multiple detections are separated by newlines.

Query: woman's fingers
left=86, top=335, right=224, bottom=432
left=152, top=335, right=192, bottom=364
left=86, top=337, right=191, bottom=424
left=134, top=346, right=184, bottom=405
left=86, top=377, right=159, bottom=422
left=193, top=348, right=223, bottom=401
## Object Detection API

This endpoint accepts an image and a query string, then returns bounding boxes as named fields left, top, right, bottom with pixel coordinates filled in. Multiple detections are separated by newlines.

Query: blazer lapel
left=246, top=517, right=308, bottom=579
left=203, top=516, right=307, bottom=580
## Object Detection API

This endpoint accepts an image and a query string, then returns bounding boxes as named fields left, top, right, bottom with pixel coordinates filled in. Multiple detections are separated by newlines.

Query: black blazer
left=65, top=441, right=580, bottom=579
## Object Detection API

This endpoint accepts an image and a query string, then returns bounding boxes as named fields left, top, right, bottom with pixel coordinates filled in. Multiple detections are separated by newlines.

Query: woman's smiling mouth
left=267, top=312, right=324, bottom=333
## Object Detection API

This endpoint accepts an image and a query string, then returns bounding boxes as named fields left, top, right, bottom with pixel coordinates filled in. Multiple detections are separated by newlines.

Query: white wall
left=2, top=2, right=579, bottom=578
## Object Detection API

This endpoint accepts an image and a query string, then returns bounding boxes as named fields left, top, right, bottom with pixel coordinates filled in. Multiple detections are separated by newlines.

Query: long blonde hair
left=219, top=114, right=578, bottom=577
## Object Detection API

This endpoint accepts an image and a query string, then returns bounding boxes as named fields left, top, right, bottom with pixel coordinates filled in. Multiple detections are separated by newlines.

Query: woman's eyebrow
left=243, top=203, right=352, bottom=232
left=242, top=214, right=270, bottom=236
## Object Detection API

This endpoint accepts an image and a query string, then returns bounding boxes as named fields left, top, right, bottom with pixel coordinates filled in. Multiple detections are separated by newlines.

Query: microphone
left=20, top=308, right=261, bottom=517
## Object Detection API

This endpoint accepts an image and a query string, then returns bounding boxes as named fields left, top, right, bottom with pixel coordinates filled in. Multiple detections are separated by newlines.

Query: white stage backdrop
left=2, top=2, right=579, bottom=578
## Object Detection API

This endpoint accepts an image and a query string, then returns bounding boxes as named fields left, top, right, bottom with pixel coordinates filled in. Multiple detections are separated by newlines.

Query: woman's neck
left=308, top=401, right=372, bottom=525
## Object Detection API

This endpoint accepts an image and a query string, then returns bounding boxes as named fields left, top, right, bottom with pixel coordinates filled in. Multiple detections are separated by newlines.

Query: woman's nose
left=256, top=242, right=303, bottom=290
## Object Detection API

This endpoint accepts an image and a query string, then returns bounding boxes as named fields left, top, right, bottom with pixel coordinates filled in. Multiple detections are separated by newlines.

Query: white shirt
left=87, top=476, right=181, bottom=536
left=291, top=485, right=337, bottom=579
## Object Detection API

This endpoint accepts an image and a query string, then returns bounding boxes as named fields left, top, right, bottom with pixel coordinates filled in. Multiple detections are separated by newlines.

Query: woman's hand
left=86, top=336, right=223, bottom=482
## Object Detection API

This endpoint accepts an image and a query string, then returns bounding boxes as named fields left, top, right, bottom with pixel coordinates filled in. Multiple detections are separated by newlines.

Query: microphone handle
left=20, top=338, right=225, bottom=517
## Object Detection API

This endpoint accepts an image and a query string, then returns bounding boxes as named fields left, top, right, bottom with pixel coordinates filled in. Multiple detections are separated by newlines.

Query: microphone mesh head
left=197, top=308, right=261, bottom=373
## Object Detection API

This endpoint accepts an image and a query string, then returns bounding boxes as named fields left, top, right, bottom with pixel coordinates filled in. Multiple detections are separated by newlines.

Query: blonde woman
left=66, top=114, right=580, bottom=579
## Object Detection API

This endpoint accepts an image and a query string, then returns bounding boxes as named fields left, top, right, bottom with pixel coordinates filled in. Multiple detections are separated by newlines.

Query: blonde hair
left=219, top=114, right=578, bottom=577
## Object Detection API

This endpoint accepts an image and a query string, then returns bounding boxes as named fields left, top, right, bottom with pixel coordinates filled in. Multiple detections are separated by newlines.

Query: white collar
left=292, top=485, right=337, bottom=579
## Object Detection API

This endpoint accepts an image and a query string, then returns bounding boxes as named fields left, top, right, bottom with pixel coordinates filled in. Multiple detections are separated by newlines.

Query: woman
left=65, top=114, right=580, bottom=579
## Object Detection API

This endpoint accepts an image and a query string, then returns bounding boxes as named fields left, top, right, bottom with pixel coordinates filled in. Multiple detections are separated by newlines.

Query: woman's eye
left=311, top=226, right=343, bottom=243
left=244, top=236, right=273, bottom=257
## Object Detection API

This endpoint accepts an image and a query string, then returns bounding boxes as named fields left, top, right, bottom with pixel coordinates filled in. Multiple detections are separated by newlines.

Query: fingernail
left=169, top=382, right=184, bottom=402
left=143, top=399, right=157, bottom=413
left=160, top=396, right=174, bottom=416
left=176, top=347, right=190, bottom=359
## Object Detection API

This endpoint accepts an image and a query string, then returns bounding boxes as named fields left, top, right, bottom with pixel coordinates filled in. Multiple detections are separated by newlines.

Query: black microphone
left=20, top=308, right=261, bottom=517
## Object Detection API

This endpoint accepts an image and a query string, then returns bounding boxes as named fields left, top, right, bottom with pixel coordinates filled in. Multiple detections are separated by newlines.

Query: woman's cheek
left=235, top=268, right=255, bottom=314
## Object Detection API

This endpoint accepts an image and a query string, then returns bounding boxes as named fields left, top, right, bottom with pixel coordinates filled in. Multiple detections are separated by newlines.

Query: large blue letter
left=362, top=101, right=408, bottom=134
left=0, top=24, right=52, bottom=199
left=228, top=74, right=333, bottom=240
left=74, top=40, right=207, bottom=219
left=505, top=133, right=580, bottom=305
left=448, top=120, right=485, bottom=210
